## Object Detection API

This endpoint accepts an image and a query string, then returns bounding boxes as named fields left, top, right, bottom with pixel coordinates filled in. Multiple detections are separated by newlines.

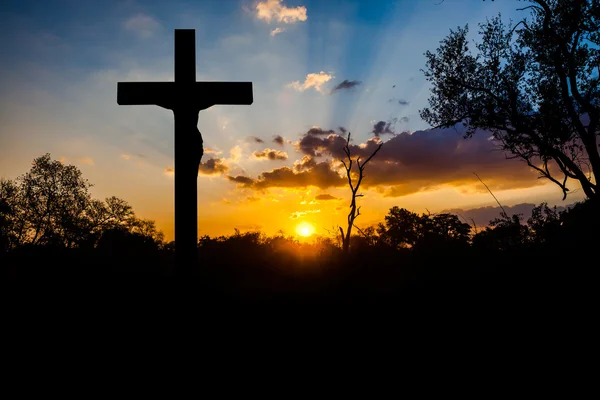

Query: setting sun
left=296, top=222, right=315, bottom=237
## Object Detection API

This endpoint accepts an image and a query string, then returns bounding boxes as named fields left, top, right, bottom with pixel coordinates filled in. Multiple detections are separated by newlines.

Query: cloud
left=229, top=145, right=242, bottom=163
left=307, top=126, right=336, bottom=136
left=330, top=80, right=362, bottom=94
left=286, top=71, right=334, bottom=94
left=78, top=157, right=94, bottom=166
left=270, top=27, right=286, bottom=36
left=226, top=158, right=346, bottom=191
left=123, top=13, right=161, bottom=38
left=293, top=155, right=318, bottom=171
left=164, top=158, right=229, bottom=177
left=256, top=0, right=308, bottom=24
left=273, top=135, right=285, bottom=146
left=372, top=119, right=396, bottom=136
left=226, top=175, right=255, bottom=185
left=253, top=148, right=289, bottom=161
left=273, top=124, right=549, bottom=196
left=120, top=153, right=145, bottom=161
left=198, top=158, right=229, bottom=175
left=290, top=209, right=321, bottom=219
left=204, top=148, right=223, bottom=155
left=248, top=136, right=264, bottom=143
left=388, top=98, right=410, bottom=106
left=399, top=116, right=409, bottom=124
left=315, top=194, right=339, bottom=201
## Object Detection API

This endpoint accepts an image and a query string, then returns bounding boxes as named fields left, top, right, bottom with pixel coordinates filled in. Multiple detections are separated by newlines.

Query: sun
left=296, top=222, right=315, bottom=237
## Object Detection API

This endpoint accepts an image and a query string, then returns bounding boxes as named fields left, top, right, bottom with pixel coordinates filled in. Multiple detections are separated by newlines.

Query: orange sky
left=0, top=0, right=587, bottom=242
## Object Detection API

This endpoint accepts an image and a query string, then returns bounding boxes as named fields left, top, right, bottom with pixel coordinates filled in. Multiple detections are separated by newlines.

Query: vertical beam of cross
left=117, top=29, right=253, bottom=275
left=173, top=30, right=201, bottom=275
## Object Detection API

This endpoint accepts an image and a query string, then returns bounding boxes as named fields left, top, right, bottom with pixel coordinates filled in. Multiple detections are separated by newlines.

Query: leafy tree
left=0, top=154, right=164, bottom=250
left=2, top=154, right=93, bottom=247
left=418, top=213, right=472, bottom=248
left=420, top=0, right=600, bottom=202
left=527, top=202, right=561, bottom=245
left=377, top=207, right=471, bottom=249
left=0, top=180, right=19, bottom=251
left=472, top=213, right=530, bottom=252
left=377, top=207, right=422, bottom=248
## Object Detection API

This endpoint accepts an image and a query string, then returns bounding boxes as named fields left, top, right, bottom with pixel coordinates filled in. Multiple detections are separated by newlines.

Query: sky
left=0, top=0, right=586, bottom=241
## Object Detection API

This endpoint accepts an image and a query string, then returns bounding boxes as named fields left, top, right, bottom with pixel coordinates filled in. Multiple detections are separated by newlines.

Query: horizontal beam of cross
left=117, top=82, right=253, bottom=109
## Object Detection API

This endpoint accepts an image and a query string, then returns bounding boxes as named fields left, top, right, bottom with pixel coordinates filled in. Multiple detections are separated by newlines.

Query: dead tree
left=339, top=132, right=383, bottom=255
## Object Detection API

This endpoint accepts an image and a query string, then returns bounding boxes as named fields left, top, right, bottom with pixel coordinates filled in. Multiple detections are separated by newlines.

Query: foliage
left=0, top=154, right=164, bottom=251
left=2, top=154, right=598, bottom=296
left=420, top=0, right=600, bottom=201
left=376, top=207, right=472, bottom=249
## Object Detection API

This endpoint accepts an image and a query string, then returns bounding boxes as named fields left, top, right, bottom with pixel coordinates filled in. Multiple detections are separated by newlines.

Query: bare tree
left=338, top=132, right=383, bottom=255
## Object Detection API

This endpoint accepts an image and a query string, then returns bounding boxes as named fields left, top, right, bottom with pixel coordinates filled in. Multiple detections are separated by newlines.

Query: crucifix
left=117, top=29, right=253, bottom=274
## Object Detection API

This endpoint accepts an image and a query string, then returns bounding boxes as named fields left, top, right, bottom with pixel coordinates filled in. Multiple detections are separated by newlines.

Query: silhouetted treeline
left=2, top=155, right=598, bottom=297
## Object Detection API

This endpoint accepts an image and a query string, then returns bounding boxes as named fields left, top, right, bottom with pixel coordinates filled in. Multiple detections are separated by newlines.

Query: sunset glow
left=296, top=222, right=315, bottom=237
left=0, top=0, right=586, bottom=243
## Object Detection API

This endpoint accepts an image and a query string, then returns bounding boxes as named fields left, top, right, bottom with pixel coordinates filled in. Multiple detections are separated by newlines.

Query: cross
left=117, top=29, right=253, bottom=275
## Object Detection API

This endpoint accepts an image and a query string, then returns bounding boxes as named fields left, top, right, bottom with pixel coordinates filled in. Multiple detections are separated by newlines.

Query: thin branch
left=473, top=172, right=508, bottom=218
left=359, top=143, right=383, bottom=169
left=516, top=5, right=543, bottom=13
left=352, top=223, right=368, bottom=238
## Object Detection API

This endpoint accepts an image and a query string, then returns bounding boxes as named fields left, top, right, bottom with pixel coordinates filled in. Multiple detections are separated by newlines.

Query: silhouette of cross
left=117, top=29, right=253, bottom=275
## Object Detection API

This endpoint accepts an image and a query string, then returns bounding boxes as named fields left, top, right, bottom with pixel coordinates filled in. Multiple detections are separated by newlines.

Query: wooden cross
left=117, top=29, right=253, bottom=275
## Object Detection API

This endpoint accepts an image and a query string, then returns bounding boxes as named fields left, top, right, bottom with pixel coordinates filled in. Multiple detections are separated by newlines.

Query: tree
left=472, top=213, right=530, bottom=252
left=377, top=207, right=471, bottom=249
left=419, top=213, right=472, bottom=248
left=338, top=132, right=382, bottom=255
left=2, top=154, right=93, bottom=247
left=0, top=154, right=164, bottom=250
left=527, top=202, right=561, bottom=245
left=420, top=0, right=600, bottom=202
left=377, top=207, right=422, bottom=249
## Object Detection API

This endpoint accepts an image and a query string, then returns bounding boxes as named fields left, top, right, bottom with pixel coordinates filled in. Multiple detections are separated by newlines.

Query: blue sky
left=0, top=0, right=576, bottom=240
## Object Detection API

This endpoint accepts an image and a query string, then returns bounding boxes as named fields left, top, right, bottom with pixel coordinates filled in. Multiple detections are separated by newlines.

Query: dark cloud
left=228, top=124, right=555, bottom=197
left=226, top=175, right=254, bottom=185
left=253, top=148, right=288, bottom=161
left=315, top=194, right=339, bottom=201
left=248, top=136, right=264, bottom=143
left=330, top=80, right=362, bottom=94
left=273, top=135, right=285, bottom=146
left=297, top=132, right=348, bottom=157
left=165, top=158, right=228, bottom=176
left=226, top=160, right=345, bottom=191
left=388, top=98, right=409, bottom=106
left=294, top=155, right=318, bottom=171
left=288, top=124, right=549, bottom=196
left=307, top=127, right=336, bottom=136
left=198, top=157, right=229, bottom=175
left=372, top=119, right=396, bottom=136
left=399, top=116, right=409, bottom=124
